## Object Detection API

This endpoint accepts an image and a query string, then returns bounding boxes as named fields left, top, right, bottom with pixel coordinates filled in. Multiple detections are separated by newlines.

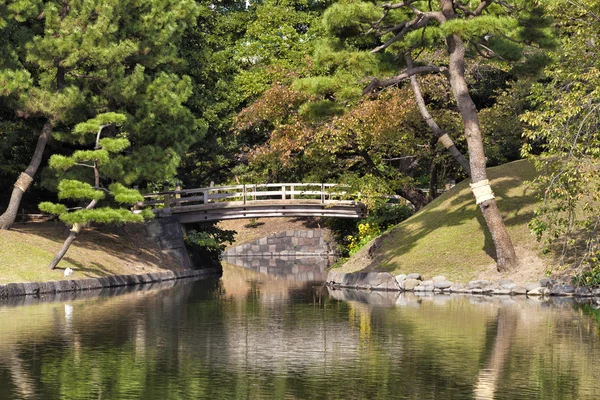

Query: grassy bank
left=0, top=223, right=181, bottom=284
left=339, top=160, right=553, bottom=283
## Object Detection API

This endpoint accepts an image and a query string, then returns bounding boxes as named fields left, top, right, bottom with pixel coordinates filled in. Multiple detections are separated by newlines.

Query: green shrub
left=326, top=203, right=412, bottom=258
left=184, top=224, right=235, bottom=265
left=573, top=248, right=600, bottom=287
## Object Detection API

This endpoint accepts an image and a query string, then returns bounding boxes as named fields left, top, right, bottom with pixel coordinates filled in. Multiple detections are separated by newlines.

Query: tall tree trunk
left=0, top=119, right=53, bottom=230
left=441, top=1, right=518, bottom=271
left=405, top=53, right=471, bottom=176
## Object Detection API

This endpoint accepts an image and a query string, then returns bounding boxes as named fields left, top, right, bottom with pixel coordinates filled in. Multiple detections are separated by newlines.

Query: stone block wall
left=223, top=230, right=332, bottom=257
left=146, top=216, right=194, bottom=270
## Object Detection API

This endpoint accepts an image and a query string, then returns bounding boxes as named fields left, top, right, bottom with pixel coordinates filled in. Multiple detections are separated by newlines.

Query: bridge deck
left=158, top=200, right=366, bottom=223
left=141, top=183, right=368, bottom=222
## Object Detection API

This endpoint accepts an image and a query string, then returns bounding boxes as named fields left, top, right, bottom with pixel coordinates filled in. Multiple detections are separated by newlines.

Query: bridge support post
left=163, top=182, right=171, bottom=209
left=175, top=182, right=181, bottom=207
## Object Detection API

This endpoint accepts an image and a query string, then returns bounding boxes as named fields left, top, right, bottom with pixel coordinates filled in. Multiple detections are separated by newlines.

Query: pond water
left=1, top=262, right=600, bottom=399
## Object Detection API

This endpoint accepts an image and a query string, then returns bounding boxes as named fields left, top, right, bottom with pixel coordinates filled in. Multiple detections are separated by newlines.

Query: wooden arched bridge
left=141, top=183, right=368, bottom=223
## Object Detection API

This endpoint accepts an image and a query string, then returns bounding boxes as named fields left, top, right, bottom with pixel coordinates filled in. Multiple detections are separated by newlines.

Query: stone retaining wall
left=146, top=216, right=194, bottom=270
left=0, top=268, right=221, bottom=299
left=326, top=271, right=399, bottom=291
left=326, top=271, right=600, bottom=298
left=224, top=230, right=332, bottom=257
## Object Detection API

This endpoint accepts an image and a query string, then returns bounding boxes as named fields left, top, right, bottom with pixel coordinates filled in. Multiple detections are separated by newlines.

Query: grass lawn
left=0, top=223, right=181, bottom=284
left=339, top=160, right=553, bottom=283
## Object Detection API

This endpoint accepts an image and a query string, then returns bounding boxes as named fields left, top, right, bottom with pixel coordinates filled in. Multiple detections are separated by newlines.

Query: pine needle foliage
left=40, top=113, right=149, bottom=227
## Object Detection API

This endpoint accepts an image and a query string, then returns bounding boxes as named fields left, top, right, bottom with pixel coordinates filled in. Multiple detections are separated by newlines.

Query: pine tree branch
left=473, top=0, right=493, bottom=16
left=381, top=1, right=418, bottom=10
left=455, top=0, right=494, bottom=18
left=371, top=14, right=429, bottom=53
left=367, top=9, right=391, bottom=35
left=377, top=21, right=407, bottom=37
left=362, top=65, right=449, bottom=95
left=372, top=4, right=444, bottom=52
left=75, top=163, right=95, bottom=168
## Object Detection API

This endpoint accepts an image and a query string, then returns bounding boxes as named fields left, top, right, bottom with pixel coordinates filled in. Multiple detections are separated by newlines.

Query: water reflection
left=0, top=268, right=600, bottom=399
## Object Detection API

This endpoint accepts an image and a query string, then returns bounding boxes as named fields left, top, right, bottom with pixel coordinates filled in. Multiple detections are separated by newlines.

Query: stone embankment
left=0, top=268, right=221, bottom=298
left=326, top=271, right=600, bottom=298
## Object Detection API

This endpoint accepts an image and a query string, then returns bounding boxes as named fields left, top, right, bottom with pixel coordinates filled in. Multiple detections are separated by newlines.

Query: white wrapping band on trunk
left=14, top=172, right=33, bottom=192
left=70, top=223, right=82, bottom=233
left=437, top=133, right=454, bottom=148
left=470, top=179, right=495, bottom=204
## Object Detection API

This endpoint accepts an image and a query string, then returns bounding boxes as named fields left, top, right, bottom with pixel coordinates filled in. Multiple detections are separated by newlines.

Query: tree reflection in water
left=0, top=270, right=599, bottom=399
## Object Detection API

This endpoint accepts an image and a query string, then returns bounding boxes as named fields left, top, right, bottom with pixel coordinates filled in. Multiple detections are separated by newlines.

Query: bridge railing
left=140, top=183, right=354, bottom=209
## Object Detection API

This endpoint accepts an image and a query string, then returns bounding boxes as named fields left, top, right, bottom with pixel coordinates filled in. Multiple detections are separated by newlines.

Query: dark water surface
left=1, top=263, right=600, bottom=399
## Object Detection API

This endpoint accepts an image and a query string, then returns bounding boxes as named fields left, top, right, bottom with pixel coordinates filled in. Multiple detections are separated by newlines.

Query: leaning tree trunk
left=443, top=28, right=518, bottom=271
left=398, top=185, right=430, bottom=210
left=405, top=54, right=471, bottom=176
left=47, top=223, right=82, bottom=270
left=0, top=119, right=53, bottom=230
left=358, top=147, right=430, bottom=210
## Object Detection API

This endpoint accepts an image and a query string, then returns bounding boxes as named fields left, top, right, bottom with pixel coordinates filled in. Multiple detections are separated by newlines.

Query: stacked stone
left=224, top=230, right=331, bottom=258
left=326, top=271, right=600, bottom=298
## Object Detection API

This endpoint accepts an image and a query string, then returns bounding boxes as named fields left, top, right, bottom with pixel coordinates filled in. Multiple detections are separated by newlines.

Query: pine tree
left=39, top=113, right=152, bottom=269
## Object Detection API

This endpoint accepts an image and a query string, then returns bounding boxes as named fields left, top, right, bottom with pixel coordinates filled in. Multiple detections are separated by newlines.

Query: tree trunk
left=47, top=224, right=81, bottom=270
left=440, top=8, right=518, bottom=270
left=0, top=119, right=53, bottom=230
left=398, top=185, right=430, bottom=210
left=358, top=147, right=430, bottom=210
left=405, top=54, right=471, bottom=176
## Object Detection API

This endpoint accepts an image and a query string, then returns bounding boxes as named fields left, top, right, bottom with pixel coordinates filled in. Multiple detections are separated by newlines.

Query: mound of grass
left=339, top=160, right=550, bottom=282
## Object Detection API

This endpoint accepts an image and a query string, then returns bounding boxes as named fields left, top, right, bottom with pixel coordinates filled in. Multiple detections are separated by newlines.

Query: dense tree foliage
left=523, top=0, right=600, bottom=281
left=0, top=0, right=202, bottom=230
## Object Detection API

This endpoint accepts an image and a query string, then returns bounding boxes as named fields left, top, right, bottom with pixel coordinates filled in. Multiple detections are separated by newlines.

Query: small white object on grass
left=64, top=267, right=73, bottom=277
